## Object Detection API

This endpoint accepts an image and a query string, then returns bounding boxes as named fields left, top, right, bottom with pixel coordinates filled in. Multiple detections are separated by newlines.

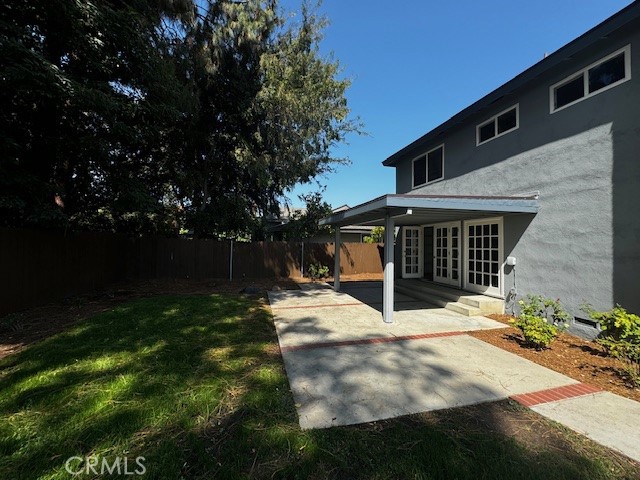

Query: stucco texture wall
left=393, top=25, right=640, bottom=317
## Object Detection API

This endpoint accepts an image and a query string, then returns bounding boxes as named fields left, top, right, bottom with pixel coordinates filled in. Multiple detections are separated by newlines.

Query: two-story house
left=321, top=2, right=640, bottom=334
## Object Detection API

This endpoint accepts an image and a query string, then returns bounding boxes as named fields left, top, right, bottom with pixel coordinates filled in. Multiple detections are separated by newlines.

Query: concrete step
left=395, top=279, right=503, bottom=316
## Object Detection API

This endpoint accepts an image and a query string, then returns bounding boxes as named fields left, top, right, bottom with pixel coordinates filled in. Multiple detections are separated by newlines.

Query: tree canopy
left=0, top=0, right=358, bottom=237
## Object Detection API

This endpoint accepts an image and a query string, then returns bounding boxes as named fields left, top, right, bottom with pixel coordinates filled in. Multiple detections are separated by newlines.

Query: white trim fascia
left=549, top=44, right=631, bottom=114
left=476, top=104, right=520, bottom=146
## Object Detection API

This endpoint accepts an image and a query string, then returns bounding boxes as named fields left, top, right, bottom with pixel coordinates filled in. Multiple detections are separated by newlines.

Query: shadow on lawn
left=0, top=294, right=637, bottom=479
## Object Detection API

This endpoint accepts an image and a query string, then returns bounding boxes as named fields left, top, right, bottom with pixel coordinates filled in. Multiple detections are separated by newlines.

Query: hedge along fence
left=0, top=228, right=384, bottom=315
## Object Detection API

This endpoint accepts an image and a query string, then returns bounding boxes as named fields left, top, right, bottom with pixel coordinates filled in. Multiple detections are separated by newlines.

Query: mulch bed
left=469, top=314, right=640, bottom=403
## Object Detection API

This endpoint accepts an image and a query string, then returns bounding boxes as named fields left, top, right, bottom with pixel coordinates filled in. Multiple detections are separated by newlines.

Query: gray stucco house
left=321, top=2, right=640, bottom=334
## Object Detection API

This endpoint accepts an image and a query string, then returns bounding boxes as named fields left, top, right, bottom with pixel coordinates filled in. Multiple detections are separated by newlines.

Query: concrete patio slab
left=269, top=282, right=640, bottom=461
left=269, top=284, right=507, bottom=349
left=282, top=334, right=576, bottom=429
left=531, top=391, right=640, bottom=462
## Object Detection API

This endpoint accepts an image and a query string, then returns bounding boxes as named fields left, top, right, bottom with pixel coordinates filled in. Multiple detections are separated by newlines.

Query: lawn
left=1, top=293, right=638, bottom=479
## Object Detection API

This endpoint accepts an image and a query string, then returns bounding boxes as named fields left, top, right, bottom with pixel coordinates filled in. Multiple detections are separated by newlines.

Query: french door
left=433, top=222, right=461, bottom=287
left=464, top=218, right=503, bottom=296
left=402, top=227, right=423, bottom=278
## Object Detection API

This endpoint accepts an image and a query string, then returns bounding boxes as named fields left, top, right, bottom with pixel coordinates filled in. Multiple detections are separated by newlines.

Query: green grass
left=0, top=294, right=637, bottom=479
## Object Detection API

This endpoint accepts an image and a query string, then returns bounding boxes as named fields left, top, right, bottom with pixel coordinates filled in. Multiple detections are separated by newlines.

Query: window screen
left=555, top=75, right=585, bottom=109
left=413, top=155, right=426, bottom=186
left=427, top=147, right=443, bottom=182
left=497, top=108, right=517, bottom=134
left=479, top=122, right=495, bottom=143
left=588, top=52, right=625, bottom=93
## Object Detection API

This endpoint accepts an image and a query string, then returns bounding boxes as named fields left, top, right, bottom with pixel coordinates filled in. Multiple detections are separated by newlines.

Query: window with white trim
left=412, top=144, right=444, bottom=188
left=476, top=105, right=519, bottom=146
left=550, top=45, right=631, bottom=113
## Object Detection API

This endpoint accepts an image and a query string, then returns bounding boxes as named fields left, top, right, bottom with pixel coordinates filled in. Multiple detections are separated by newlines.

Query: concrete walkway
left=269, top=281, right=640, bottom=463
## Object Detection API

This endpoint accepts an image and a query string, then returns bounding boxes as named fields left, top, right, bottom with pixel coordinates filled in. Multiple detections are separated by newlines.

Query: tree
left=0, top=1, right=359, bottom=237
left=363, top=226, right=384, bottom=243
left=172, top=1, right=358, bottom=238
left=283, top=190, right=333, bottom=240
left=0, top=0, right=194, bottom=233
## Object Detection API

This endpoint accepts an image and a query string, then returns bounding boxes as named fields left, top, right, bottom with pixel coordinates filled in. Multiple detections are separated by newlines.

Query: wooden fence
left=0, top=228, right=384, bottom=315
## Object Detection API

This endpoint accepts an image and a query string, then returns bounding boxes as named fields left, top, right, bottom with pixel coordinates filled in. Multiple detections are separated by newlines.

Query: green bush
left=307, top=263, right=329, bottom=280
left=511, top=295, right=570, bottom=349
left=582, top=304, right=640, bottom=386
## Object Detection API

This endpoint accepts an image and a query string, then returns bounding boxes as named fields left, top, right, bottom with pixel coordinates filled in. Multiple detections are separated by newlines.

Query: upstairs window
left=476, top=105, right=519, bottom=146
left=550, top=45, right=631, bottom=113
left=412, top=144, right=444, bottom=188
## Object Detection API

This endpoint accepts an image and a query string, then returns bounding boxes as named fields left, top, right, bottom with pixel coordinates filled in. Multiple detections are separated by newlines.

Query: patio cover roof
left=320, top=193, right=540, bottom=227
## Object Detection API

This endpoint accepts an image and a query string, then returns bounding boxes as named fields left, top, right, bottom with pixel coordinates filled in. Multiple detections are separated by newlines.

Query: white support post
left=383, top=215, right=395, bottom=323
left=334, top=227, right=341, bottom=291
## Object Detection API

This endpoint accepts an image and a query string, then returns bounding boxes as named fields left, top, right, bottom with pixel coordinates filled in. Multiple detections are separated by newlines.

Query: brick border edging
left=270, top=302, right=365, bottom=310
left=280, top=330, right=466, bottom=353
left=510, top=383, right=602, bottom=407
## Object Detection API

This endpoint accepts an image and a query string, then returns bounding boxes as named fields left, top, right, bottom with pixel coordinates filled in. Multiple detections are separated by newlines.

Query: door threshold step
left=395, top=280, right=503, bottom=316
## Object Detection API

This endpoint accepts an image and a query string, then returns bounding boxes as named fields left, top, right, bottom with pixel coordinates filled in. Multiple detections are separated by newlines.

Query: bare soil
left=469, top=314, right=640, bottom=402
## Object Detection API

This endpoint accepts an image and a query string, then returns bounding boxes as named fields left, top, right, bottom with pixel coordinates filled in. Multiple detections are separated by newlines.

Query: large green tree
left=0, top=0, right=358, bottom=237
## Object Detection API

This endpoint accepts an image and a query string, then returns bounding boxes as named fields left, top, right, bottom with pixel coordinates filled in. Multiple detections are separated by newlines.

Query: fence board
left=0, top=229, right=384, bottom=315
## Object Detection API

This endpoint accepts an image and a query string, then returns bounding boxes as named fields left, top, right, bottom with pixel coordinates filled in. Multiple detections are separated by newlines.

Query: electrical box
left=506, top=256, right=516, bottom=266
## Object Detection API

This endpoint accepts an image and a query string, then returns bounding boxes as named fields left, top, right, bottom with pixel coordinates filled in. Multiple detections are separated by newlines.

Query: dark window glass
left=491, top=276, right=498, bottom=287
left=491, top=263, right=499, bottom=274
left=483, top=225, right=490, bottom=235
left=413, top=155, right=426, bottom=186
left=589, top=53, right=625, bottom=93
left=476, top=273, right=482, bottom=284
left=555, top=75, right=584, bottom=109
left=427, top=147, right=443, bottom=182
left=497, top=108, right=517, bottom=134
left=469, top=250, right=474, bottom=260
left=479, top=122, right=495, bottom=143
left=491, top=224, right=498, bottom=235
left=469, top=272, right=474, bottom=283
left=453, top=271, right=458, bottom=280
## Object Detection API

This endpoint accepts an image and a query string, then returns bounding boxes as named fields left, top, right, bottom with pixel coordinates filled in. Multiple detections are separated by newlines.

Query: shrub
left=582, top=304, right=640, bottom=386
left=511, top=295, right=570, bottom=349
left=307, top=263, right=329, bottom=280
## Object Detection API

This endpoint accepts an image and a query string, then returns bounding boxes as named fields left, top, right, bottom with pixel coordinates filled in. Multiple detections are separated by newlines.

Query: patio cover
left=319, top=193, right=540, bottom=323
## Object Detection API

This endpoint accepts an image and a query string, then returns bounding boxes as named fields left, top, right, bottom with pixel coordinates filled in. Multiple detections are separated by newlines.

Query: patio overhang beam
left=320, top=193, right=540, bottom=227
left=321, top=193, right=540, bottom=325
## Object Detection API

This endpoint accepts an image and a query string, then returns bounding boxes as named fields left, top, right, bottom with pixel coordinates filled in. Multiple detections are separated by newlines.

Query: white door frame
left=463, top=217, right=504, bottom=297
left=401, top=226, right=423, bottom=279
left=432, top=221, right=462, bottom=288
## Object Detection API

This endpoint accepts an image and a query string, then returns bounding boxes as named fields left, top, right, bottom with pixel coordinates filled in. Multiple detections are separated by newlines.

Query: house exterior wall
left=392, top=23, right=640, bottom=322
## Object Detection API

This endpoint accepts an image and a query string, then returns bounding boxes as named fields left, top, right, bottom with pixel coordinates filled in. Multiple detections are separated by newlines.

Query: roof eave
left=382, top=2, right=640, bottom=167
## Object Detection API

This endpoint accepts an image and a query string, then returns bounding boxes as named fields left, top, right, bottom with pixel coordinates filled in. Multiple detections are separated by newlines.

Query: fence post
left=229, top=239, right=233, bottom=281
left=301, top=241, right=304, bottom=278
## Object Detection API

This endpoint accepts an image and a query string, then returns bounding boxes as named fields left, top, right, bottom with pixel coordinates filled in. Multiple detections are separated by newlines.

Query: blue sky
left=282, top=0, right=633, bottom=208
